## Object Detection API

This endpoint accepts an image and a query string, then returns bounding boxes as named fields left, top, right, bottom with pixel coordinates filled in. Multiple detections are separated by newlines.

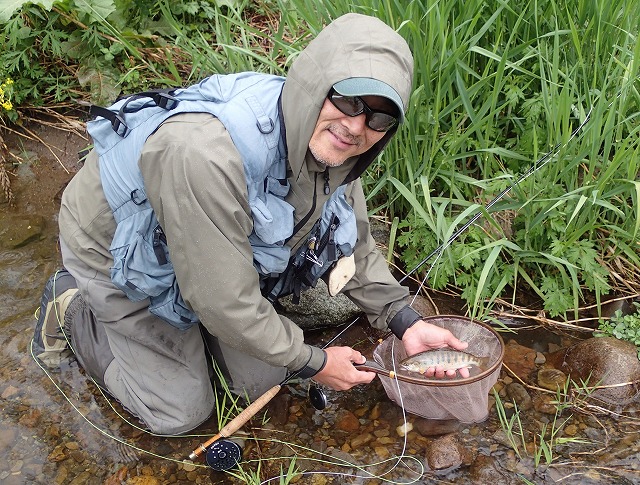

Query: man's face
left=308, top=94, right=396, bottom=167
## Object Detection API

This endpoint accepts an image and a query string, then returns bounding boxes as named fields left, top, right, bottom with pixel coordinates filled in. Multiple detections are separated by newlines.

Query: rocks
left=424, top=433, right=473, bottom=471
left=506, top=382, right=533, bottom=411
left=546, top=337, right=640, bottom=407
left=277, top=279, right=360, bottom=330
left=503, top=340, right=538, bottom=380
left=469, top=454, right=516, bottom=484
left=414, top=418, right=461, bottom=436
left=335, top=409, right=360, bottom=432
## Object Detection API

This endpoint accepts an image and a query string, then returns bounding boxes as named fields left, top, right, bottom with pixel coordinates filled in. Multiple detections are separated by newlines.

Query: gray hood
left=282, top=13, right=414, bottom=185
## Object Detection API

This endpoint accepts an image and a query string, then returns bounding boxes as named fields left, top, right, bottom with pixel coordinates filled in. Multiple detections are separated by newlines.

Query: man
left=33, top=13, right=467, bottom=435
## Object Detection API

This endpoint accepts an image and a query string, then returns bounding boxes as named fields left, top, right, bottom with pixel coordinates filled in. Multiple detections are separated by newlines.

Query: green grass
left=2, top=0, right=639, bottom=318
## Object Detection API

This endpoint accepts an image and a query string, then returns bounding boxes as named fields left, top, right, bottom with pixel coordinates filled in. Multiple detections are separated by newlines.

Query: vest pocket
left=109, top=210, right=174, bottom=301
left=149, top=280, right=200, bottom=330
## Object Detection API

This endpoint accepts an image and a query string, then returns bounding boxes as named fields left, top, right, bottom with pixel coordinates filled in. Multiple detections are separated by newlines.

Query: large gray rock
left=547, top=337, right=640, bottom=408
left=277, top=279, right=360, bottom=330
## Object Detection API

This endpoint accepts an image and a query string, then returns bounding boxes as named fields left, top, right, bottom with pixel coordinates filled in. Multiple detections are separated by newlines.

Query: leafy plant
left=0, top=77, right=16, bottom=122
left=494, top=376, right=591, bottom=470
left=596, top=302, right=640, bottom=359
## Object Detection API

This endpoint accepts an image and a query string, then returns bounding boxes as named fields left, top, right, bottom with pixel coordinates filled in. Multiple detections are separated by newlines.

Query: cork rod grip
left=188, top=384, right=281, bottom=460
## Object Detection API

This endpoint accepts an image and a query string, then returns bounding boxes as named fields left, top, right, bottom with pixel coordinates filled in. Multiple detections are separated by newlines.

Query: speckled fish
left=399, top=349, right=485, bottom=374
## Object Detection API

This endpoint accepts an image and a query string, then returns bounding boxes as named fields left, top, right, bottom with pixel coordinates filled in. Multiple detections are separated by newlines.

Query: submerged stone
left=546, top=337, right=640, bottom=408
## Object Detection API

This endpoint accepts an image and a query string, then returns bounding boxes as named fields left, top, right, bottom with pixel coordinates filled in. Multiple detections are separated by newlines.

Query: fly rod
left=187, top=317, right=359, bottom=463
left=187, top=106, right=594, bottom=467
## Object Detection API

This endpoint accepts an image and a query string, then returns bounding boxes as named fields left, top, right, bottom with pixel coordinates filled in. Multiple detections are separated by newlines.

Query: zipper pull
left=327, top=215, right=339, bottom=261
left=323, top=169, right=330, bottom=195
left=152, top=226, right=168, bottom=265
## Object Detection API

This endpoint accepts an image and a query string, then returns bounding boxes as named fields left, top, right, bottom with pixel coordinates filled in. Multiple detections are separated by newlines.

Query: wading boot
left=33, top=269, right=80, bottom=367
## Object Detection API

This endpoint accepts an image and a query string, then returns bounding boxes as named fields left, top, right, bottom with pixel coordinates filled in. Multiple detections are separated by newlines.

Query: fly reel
left=205, top=439, right=243, bottom=471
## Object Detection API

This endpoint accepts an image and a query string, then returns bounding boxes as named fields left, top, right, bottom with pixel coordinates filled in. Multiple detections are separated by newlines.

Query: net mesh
left=373, top=315, right=504, bottom=423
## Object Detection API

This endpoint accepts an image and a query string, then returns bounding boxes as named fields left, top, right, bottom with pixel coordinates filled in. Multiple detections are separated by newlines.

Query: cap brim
left=332, top=78, right=405, bottom=123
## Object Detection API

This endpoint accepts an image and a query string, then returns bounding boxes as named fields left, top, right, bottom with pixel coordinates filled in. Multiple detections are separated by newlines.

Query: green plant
left=596, top=302, right=640, bottom=359
left=493, top=390, right=526, bottom=458
left=0, top=77, right=15, bottom=121
left=494, top=376, right=591, bottom=469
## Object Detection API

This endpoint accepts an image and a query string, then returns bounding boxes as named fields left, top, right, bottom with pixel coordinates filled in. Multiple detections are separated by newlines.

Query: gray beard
left=308, top=146, right=345, bottom=167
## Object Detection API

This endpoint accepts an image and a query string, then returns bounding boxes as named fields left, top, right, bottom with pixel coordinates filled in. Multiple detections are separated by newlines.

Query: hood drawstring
left=323, top=169, right=330, bottom=195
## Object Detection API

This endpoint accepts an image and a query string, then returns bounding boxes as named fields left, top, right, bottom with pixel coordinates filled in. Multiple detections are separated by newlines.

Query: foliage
left=596, top=302, right=640, bottom=359
left=1, top=0, right=640, bottom=318
left=493, top=376, right=591, bottom=470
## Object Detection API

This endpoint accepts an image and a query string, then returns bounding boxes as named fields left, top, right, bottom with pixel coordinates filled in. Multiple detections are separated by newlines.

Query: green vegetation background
left=1, top=0, right=639, bottom=321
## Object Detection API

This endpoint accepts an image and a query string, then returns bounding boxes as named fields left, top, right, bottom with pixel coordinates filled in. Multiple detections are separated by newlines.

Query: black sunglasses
left=327, top=88, right=399, bottom=132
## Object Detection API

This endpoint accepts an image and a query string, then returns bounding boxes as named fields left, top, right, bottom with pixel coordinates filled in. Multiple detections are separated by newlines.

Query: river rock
left=268, top=393, right=291, bottom=426
left=277, top=279, right=360, bottom=330
left=537, top=367, right=568, bottom=391
left=505, top=382, right=532, bottom=411
left=424, top=433, right=472, bottom=471
left=0, top=213, right=45, bottom=249
left=546, top=337, right=640, bottom=408
left=503, top=340, right=537, bottom=381
left=532, top=393, right=558, bottom=415
left=469, top=454, right=517, bottom=484
left=414, top=418, right=461, bottom=436
left=335, top=409, right=360, bottom=432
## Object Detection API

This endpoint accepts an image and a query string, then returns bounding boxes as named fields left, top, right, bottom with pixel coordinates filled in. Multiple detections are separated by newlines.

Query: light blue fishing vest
left=87, top=73, right=357, bottom=330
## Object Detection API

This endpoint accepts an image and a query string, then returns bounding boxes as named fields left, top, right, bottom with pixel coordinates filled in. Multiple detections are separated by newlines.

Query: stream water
left=1, top=125, right=639, bottom=484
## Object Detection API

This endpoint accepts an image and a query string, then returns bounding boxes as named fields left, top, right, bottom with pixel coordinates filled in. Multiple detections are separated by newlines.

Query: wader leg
left=202, top=331, right=287, bottom=402
left=60, top=239, right=215, bottom=435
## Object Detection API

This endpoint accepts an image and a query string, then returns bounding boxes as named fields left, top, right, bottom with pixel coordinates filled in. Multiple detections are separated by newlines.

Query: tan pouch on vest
left=328, top=254, right=356, bottom=296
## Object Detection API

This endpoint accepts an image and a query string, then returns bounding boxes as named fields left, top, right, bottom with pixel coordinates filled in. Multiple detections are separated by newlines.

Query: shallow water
left=1, top=126, right=639, bottom=484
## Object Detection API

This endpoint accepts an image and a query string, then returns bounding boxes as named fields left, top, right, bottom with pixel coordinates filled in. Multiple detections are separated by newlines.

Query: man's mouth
left=329, top=127, right=360, bottom=148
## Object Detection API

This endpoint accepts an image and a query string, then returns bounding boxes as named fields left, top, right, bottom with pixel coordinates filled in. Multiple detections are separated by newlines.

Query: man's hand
left=312, top=346, right=376, bottom=390
left=401, top=320, right=470, bottom=379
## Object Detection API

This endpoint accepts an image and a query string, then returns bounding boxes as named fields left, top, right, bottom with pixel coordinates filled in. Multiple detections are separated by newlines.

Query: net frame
left=372, top=315, right=504, bottom=423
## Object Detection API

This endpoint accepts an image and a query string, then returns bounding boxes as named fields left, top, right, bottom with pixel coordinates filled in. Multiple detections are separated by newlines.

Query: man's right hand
left=312, top=346, right=376, bottom=390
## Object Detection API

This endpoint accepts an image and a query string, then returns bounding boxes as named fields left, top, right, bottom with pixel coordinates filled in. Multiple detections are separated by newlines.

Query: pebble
left=506, top=382, right=533, bottom=411
left=335, top=410, right=360, bottom=432
left=350, top=432, right=374, bottom=448
left=396, top=422, right=413, bottom=437
left=535, top=352, right=546, bottom=365
left=537, top=368, right=567, bottom=391
left=564, top=424, right=578, bottom=436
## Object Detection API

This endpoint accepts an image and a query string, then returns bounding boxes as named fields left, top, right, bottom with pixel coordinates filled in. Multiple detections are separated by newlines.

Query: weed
left=494, top=375, right=593, bottom=470
left=596, top=302, right=640, bottom=359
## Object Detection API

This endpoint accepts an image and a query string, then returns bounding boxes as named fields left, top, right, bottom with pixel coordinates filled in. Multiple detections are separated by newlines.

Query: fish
left=399, top=349, right=486, bottom=374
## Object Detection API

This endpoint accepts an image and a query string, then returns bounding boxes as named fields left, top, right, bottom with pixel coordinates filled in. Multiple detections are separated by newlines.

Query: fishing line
left=33, top=292, right=419, bottom=481
left=252, top=436, right=424, bottom=484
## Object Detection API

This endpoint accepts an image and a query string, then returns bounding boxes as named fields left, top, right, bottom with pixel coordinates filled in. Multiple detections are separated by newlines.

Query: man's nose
left=341, top=113, right=367, bottom=134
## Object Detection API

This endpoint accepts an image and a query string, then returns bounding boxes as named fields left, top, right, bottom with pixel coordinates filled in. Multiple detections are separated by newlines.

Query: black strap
left=89, top=89, right=180, bottom=138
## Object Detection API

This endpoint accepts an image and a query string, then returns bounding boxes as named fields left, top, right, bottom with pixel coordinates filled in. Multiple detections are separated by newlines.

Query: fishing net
left=373, top=315, right=504, bottom=423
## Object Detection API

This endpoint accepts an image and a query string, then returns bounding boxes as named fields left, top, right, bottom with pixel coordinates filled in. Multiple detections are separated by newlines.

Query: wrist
left=294, top=346, right=327, bottom=379
left=388, top=305, right=422, bottom=339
